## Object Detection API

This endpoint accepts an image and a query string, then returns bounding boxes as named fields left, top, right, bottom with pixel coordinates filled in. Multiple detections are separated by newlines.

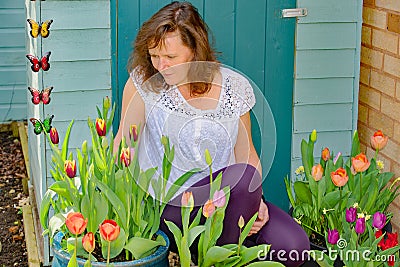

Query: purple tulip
left=372, top=212, right=386, bottom=230
left=346, top=207, right=357, bottom=223
left=355, top=217, right=366, bottom=234
left=328, top=229, right=339, bottom=245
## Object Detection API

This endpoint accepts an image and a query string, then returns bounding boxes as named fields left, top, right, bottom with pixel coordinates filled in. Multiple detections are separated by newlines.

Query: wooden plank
left=18, top=122, right=30, bottom=181
left=295, top=49, right=355, bottom=78
left=41, top=0, right=110, bottom=30
left=42, top=60, right=111, bottom=92
left=22, top=205, right=41, bottom=267
left=204, top=0, right=235, bottom=66
left=235, top=0, right=266, bottom=89
left=292, top=131, right=352, bottom=159
left=297, top=0, right=358, bottom=23
left=293, top=103, right=353, bottom=133
left=0, top=85, right=27, bottom=104
left=0, top=10, right=25, bottom=28
left=0, top=48, right=26, bottom=66
left=0, top=0, right=24, bottom=9
left=296, top=23, right=357, bottom=50
left=0, top=66, right=25, bottom=85
left=0, top=29, right=25, bottom=48
left=43, top=89, right=110, bottom=121
left=294, top=78, right=354, bottom=105
left=42, top=29, right=111, bottom=61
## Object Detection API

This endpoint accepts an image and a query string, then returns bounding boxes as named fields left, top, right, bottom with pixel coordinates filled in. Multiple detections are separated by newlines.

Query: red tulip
left=64, top=160, right=77, bottom=178
left=351, top=153, right=370, bottom=173
left=82, top=232, right=95, bottom=253
left=129, top=124, right=138, bottom=142
left=331, top=167, right=348, bottom=187
left=120, top=147, right=130, bottom=167
left=371, top=130, right=388, bottom=151
left=100, top=220, right=120, bottom=241
left=50, top=127, right=59, bottom=144
left=65, top=212, right=87, bottom=235
left=311, top=164, right=324, bottom=181
left=95, top=118, right=106, bottom=136
left=321, top=147, right=330, bottom=161
left=202, top=199, right=216, bottom=218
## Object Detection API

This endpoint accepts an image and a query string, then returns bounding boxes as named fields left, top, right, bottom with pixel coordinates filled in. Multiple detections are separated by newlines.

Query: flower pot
left=51, top=231, right=170, bottom=267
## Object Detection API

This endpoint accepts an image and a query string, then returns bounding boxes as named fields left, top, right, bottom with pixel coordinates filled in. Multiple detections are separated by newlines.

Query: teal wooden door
left=112, top=0, right=296, bottom=210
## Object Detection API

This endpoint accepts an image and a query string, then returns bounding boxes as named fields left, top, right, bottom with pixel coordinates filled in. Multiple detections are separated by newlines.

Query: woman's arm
left=113, top=78, right=146, bottom=152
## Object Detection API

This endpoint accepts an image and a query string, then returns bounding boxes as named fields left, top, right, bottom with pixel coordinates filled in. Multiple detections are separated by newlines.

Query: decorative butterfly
left=28, top=86, right=53, bottom=105
left=29, top=115, right=54, bottom=135
left=27, top=19, right=53, bottom=38
left=26, top=51, right=51, bottom=72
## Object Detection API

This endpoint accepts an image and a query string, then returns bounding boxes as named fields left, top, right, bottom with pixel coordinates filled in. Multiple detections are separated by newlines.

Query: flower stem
left=107, top=241, right=111, bottom=266
left=359, top=172, right=363, bottom=201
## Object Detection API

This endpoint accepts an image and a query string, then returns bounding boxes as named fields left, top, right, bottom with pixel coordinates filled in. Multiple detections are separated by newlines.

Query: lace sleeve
left=234, top=75, right=256, bottom=116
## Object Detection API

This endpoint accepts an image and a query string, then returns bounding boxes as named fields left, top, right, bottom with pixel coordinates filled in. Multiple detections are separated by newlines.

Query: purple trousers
left=160, top=163, right=310, bottom=267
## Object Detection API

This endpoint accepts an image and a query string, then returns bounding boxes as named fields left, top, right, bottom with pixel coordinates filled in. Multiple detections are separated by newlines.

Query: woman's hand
left=249, top=200, right=269, bottom=236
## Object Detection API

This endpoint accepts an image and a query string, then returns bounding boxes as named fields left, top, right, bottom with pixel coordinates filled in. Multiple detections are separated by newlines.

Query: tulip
left=103, top=96, right=111, bottom=111
left=50, top=127, right=59, bottom=144
left=327, top=229, right=339, bottom=245
left=311, top=164, right=324, bottom=181
left=346, top=207, right=357, bottom=223
left=331, top=167, right=348, bottom=187
left=321, top=147, right=330, bottom=161
left=129, top=124, right=138, bottom=142
left=238, top=215, right=245, bottom=229
left=100, top=220, right=120, bottom=242
left=65, top=212, right=87, bottom=235
left=202, top=199, right=215, bottom=218
left=181, top=192, right=194, bottom=212
left=371, top=130, right=388, bottom=151
left=205, top=149, right=212, bottom=166
left=355, top=217, right=366, bottom=234
left=351, top=153, right=370, bottom=173
left=120, top=147, right=130, bottom=167
left=310, top=129, right=317, bottom=143
left=372, top=212, right=387, bottom=230
left=212, top=190, right=226, bottom=208
left=82, top=232, right=95, bottom=253
left=95, top=118, right=106, bottom=136
left=64, top=159, right=77, bottom=178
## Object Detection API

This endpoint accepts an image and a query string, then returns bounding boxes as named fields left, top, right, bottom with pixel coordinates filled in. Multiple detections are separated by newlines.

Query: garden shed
left=15, top=0, right=365, bottom=265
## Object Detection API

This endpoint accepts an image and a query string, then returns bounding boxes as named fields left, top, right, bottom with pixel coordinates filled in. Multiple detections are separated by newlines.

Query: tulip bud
left=321, top=147, right=330, bottom=161
left=64, top=160, right=77, bottom=178
left=370, top=130, right=388, bottom=151
left=120, top=147, right=131, bottom=167
left=205, top=149, right=212, bottom=166
left=82, top=140, right=87, bottom=155
left=100, top=220, right=120, bottom=241
left=311, top=164, right=324, bottom=181
left=101, top=136, right=109, bottom=149
left=372, top=212, right=387, bottom=230
left=202, top=199, right=215, bottom=218
left=65, top=212, right=87, bottom=235
left=355, top=217, right=366, bottom=234
left=82, top=232, right=95, bottom=253
left=327, top=229, right=339, bottom=245
left=238, top=215, right=245, bottom=229
left=212, top=190, right=226, bottom=208
left=330, top=167, right=348, bottom=187
left=181, top=192, right=194, bottom=212
left=346, top=207, right=357, bottom=223
left=50, top=127, right=59, bottom=144
left=129, top=125, right=138, bottom=142
left=310, top=129, right=317, bottom=143
left=95, top=118, right=106, bottom=137
left=103, top=96, right=111, bottom=111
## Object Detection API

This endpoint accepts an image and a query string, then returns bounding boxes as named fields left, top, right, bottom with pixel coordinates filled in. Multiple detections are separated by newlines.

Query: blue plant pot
left=51, top=230, right=170, bottom=267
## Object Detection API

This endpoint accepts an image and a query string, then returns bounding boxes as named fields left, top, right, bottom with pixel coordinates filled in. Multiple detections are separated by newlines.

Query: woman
left=114, top=2, right=309, bottom=266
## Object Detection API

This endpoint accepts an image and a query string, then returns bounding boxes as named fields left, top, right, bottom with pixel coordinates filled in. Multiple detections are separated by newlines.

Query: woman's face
left=149, top=31, right=194, bottom=85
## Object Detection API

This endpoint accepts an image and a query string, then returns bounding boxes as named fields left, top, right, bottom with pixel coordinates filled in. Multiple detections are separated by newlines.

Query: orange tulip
left=311, top=164, right=324, bottom=181
left=321, top=147, right=330, bottom=161
left=331, top=167, right=349, bottom=187
left=351, top=153, right=370, bottom=173
left=82, top=232, right=95, bottom=253
left=100, top=220, right=120, bottom=242
left=64, top=160, right=77, bottom=178
left=202, top=199, right=215, bottom=218
left=370, top=130, right=388, bottom=150
left=95, top=118, right=106, bottom=136
left=65, top=212, right=87, bottom=235
left=120, top=147, right=131, bottom=167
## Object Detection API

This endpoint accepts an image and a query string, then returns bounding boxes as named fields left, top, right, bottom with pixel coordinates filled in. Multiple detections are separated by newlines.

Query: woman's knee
left=220, top=163, right=262, bottom=196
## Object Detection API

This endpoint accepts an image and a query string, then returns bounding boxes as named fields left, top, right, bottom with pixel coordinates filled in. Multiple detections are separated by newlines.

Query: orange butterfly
left=27, top=19, right=53, bottom=38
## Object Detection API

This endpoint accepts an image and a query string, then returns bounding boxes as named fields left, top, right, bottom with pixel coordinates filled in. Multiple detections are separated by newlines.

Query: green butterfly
left=29, top=115, right=54, bottom=135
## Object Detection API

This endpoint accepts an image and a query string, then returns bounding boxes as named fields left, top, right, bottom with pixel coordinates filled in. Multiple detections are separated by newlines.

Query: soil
left=0, top=131, right=29, bottom=266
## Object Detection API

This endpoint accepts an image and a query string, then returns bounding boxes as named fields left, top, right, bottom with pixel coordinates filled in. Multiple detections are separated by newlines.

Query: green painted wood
left=0, top=85, right=26, bottom=104
left=0, top=29, right=25, bottom=48
left=139, top=0, right=173, bottom=24
left=41, top=0, right=110, bottom=30
left=42, top=29, right=110, bottom=61
left=42, top=60, right=111, bottom=92
left=0, top=104, right=26, bottom=121
left=297, top=0, right=358, bottom=23
left=293, top=103, right=353, bottom=133
left=0, top=66, right=25, bottom=85
left=0, top=49, right=26, bottom=66
left=292, top=131, right=352, bottom=159
left=0, top=10, right=25, bottom=28
left=296, top=23, right=357, bottom=49
left=1, top=0, right=24, bottom=9
left=296, top=49, right=355, bottom=78
left=294, top=78, right=354, bottom=105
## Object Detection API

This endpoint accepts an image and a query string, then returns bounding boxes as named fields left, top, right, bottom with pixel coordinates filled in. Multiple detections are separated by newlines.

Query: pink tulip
left=311, top=164, right=324, bottom=181
left=202, top=199, right=215, bottom=218
left=212, top=190, right=226, bottom=208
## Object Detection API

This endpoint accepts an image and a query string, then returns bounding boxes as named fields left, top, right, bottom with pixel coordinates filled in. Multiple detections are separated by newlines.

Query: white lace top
left=131, top=67, right=256, bottom=197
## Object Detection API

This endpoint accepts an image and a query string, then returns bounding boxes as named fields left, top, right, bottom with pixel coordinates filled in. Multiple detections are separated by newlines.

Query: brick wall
left=359, top=0, right=400, bottom=231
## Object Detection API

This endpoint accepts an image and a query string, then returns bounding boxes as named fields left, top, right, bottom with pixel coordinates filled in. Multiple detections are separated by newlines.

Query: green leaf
left=61, top=120, right=74, bottom=161
left=164, top=168, right=201, bottom=203
left=39, top=190, right=56, bottom=230
left=350, top=130, right=361, bottom=157
left=203, top=246, right=235, bottom=267
left=164, top=220, right=182, bottom=248
left=67, top=248, right=78, bottom=267
left=101, top=228, right=126, bottom=259
left=48, top=213, right=66, bottom=239
left=247, top=262, right=285, bottom=267
left=188, top=225, right=205, bottom=247
left=293, top=181, right=312, bottom=205
left=284, top=176, right=296, bottom=208
left=239, top=213, right=258, bottom=245
left=238, top=244, right=270, bottom=265
left=124, top=235, right=165, bottom=260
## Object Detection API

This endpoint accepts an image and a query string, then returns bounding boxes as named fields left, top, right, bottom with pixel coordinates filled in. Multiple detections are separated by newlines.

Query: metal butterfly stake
left=27, top=19, right=53, bottom=38
left=29, top=115, right=54, bottom=135
left=26, top=51, right=51, bottom=72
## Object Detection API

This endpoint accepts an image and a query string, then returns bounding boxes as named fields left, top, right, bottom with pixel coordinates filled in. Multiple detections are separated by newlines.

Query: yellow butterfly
left=27, top=19, right=53, bottom=38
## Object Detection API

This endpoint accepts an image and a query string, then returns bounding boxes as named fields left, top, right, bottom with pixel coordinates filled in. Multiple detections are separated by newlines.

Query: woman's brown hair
left=127, top=1, right=219, bottom=95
